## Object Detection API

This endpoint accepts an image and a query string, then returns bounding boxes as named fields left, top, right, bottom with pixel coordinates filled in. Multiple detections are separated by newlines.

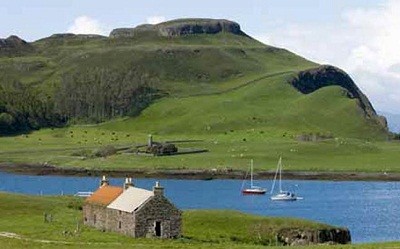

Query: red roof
left=86, top=185, right=123, bottom=206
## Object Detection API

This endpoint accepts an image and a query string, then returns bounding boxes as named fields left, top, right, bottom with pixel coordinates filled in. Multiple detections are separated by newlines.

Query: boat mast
left=270, top=157, right=280, bottom=194
left=250, top=159, right=254, bottom=188
left=241, top=164, right=250, bottom=191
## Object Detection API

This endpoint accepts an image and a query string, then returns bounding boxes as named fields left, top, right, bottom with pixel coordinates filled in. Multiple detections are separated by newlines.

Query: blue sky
left=0, top=0, right=399, bottom=115
left=0, top=0, right=385, bottom=40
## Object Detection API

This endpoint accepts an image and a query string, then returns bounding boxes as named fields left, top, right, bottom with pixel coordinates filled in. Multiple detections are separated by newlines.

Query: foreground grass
left=2, top=238, right=400, bottom=249
left=0, top=192, right=397, bottom=249
left=0, top=193, right=331, bottom=243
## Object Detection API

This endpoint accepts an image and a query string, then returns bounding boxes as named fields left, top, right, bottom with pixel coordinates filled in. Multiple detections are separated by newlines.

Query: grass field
left=1, top=130, right=399, bottom=173
left=0, top=192, right=397, bottom=249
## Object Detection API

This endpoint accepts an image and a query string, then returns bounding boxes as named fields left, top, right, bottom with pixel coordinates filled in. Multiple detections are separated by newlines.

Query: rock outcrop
left=0, top=35, right=27, bottom=48
left=110, top=25, right=157, bottom=38
left=0, top=35, right=33, bottom=56
left=157, top=18, right=244, bottom=37
left=109, top=18, right=246, bottom=38
left=290, top=65, right=388, bottom=129
left=277, top=228, right=351, bottom=246
left=46, top=33, right=105, bottom=39
left=35, top=33, right=105, bottom=43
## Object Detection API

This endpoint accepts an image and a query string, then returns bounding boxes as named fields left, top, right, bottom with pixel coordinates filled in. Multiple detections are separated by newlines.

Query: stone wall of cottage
left=134, top=195, right=182, bottom=238
left=83, top=203, right=136, bottom=236
left=83, top=203, right=107, bottom=231
left=106, top=208, right=136, bottom=236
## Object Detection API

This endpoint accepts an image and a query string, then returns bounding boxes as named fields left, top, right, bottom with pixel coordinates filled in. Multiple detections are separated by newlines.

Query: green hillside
left=102, top=72, right=384, bottom=139
left=0, top=18, right=397, bottom=173
left=0, top=26, right=320, bottom=133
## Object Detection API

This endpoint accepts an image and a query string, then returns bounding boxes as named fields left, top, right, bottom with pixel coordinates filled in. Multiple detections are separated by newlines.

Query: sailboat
left=270, top=157, right=302, bottom=201
left=241, top=159, right=267, bottom=195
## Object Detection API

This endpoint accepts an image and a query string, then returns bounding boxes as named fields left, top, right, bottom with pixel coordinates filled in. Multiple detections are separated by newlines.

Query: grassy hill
left=0, top=18, right=397, bottom=173
left=0, top=18, right=385, bottom=134
left=102, top=72, right=384, bottom=139
left=0, top=28, right=320, bottom=133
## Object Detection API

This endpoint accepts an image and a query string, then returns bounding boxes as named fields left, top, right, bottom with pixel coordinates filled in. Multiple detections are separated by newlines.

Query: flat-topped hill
left=110, top=18, right=245, bottom=38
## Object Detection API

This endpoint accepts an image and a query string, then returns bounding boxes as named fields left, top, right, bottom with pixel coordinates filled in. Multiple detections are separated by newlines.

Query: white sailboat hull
left=271, top=193, right=299, bottom=201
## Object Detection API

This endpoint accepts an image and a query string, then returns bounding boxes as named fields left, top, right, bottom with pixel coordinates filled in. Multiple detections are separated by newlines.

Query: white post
left=279, top=157, right=282, bottom=192
left=250, top=159, right=254, bottom=188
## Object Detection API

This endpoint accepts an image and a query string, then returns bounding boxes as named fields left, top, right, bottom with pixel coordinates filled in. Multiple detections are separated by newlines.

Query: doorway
left=155, top=221, right=161, bottom=237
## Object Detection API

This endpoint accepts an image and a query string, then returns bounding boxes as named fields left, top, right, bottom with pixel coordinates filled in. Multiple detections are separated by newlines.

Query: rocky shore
left=0, top=162, right=399, bottom=181
left=277, top=228, right=351, bottom=246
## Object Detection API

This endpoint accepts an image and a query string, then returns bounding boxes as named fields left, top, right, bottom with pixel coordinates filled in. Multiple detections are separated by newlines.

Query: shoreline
left=0, top=162, right=399, bottom=181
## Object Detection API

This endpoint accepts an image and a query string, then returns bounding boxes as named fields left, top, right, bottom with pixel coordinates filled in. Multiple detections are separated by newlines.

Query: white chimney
left=153, top=181, right=164, bottom=196
left=100, top=175, right=109, bottom=187
left=123, top=177, right=134, bottom=189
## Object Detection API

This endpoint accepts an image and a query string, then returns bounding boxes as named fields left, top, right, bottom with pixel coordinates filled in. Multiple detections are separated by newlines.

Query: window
left=118, top=221, right=122, bottom=229
left=155, top=221, right=161, bottom=237
left=93, top=214, right=97, bottom=224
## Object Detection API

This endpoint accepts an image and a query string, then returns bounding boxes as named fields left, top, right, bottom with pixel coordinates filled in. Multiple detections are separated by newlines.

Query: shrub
left=67, top=198, right=83, bottom=210
left=71, top=149, right=91, bottom=157
left=93, top=145, right=117, bottom=158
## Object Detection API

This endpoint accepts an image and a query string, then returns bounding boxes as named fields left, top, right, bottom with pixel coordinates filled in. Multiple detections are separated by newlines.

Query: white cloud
left=146, top=16, right=166, bottom=25
left=67, top=16, right=106, bottom=35
left=254, top=0, right=400, bottom=114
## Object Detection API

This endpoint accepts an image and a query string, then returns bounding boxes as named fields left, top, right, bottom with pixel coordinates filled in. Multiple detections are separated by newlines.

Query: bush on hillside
left=71, top=149, right=92, bottom=158
left=296, top=132, right=333, bottom=142
left=93, top=145, right=117, bottom=158
left=67, top=198, right=83, bottom=210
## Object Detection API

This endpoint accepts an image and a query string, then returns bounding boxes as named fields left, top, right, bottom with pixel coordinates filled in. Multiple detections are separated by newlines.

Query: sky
left=0, top=0, right=399, bottom=115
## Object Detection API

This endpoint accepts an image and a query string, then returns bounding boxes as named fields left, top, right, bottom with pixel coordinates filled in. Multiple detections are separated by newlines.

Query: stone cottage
left=83, top=176, right=182, bottom=238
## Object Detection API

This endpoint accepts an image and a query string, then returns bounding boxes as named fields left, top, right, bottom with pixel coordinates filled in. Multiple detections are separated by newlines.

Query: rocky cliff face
left=109, top=18, right=246, bottom=38
left=290, top=65, right=388, bottom=129
left=277, top=228, right=351, bottom=246
left=157, top=18, right=244, bottom=37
